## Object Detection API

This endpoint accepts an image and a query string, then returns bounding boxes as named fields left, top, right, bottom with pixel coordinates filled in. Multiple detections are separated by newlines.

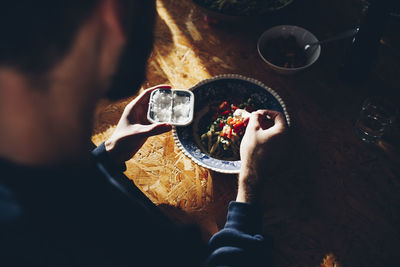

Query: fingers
left=248, top=109, right=287, bottom=133
left=138, top=123, right=172, bottom=138
left=260, top=110, right=287, bottom=131
left=253, top=109, right=283, bottom=123
left=125, top=84, right=172, bottom=110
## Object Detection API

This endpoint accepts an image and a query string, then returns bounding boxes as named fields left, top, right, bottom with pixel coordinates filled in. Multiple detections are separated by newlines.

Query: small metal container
left=147, top=88, right=194, bottom=126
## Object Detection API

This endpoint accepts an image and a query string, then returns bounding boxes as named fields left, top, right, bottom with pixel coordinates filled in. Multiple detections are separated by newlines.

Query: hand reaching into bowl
left=236, top=109, right=288, bottom=203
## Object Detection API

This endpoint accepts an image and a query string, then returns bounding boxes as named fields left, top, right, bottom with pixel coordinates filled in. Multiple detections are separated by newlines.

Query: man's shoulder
left=0, top=184, right=23, bottom=224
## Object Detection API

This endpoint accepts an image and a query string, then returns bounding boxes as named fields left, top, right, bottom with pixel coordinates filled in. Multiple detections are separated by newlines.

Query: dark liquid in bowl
left=263, top=35, right=307, bottom=68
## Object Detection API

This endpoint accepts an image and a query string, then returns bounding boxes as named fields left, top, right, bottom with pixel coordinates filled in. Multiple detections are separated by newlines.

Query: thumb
left=139, top=123, right=172, bottom=138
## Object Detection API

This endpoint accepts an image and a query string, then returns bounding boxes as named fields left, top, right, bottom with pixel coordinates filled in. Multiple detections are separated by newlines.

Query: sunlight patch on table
left=317, top=253, right=341, bottom=267
left=156, top=0, right=210, bottom=89
left=186, top=9, right=203, bottom=41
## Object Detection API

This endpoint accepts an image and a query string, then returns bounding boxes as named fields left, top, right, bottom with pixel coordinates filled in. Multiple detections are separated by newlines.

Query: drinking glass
left=355, top=97, right=398, bottom=144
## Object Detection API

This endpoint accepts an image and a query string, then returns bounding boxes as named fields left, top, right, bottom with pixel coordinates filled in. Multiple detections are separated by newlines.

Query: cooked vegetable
left=200, top=99, right=254, bottom=160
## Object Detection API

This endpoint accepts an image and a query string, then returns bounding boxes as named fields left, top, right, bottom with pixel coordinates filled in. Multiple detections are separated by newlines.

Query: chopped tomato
left=228, top=117, right=239, bottom=126
left=233, top=119, right=241, bottom=126
left=221, top=110, right=230, bottom=116
left=233, top=122, right=244, bottom=133
left=219, top=121, right=224, bottom=129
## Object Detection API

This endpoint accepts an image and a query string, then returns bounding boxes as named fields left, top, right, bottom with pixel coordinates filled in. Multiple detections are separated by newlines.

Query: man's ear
left=100, top=0, right=126, bottom=41
left=97, top=0, right=127, bottom=78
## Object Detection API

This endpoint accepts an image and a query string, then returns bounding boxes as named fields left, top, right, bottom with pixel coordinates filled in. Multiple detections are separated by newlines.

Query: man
left=0, top=0, right=287, bottom=266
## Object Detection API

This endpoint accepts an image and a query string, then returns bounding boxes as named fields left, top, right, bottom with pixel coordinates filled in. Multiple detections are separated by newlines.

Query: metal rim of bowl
left=172, top=74, right=291, bottom=174
left=257, top=25, right=321, bottom=72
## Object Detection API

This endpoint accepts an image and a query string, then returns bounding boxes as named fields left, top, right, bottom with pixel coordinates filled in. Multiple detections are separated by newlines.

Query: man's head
left=0, top=0, right=155, bottom=99
left=0, top=0, right=156, bottom=164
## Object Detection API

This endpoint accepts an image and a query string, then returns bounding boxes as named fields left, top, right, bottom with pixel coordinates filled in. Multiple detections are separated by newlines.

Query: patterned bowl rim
left=172, top=74, right=291, bottom=174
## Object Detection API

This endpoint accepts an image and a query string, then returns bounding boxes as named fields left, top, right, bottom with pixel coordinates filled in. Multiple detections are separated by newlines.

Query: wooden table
left=92, top=0, right=400, bottom=266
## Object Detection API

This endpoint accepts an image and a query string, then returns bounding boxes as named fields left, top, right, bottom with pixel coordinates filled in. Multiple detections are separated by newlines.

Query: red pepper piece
left=221, top=110, right=230, bottom=116
left=231, top=118, right=240, bottom=126
left=233, top=124, right=243, bottom=133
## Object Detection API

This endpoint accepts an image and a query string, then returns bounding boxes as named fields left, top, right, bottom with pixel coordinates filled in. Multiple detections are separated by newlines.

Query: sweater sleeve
left=91, top=142, right=127, bottom=174
left=206, top=201, right=273, bottom=267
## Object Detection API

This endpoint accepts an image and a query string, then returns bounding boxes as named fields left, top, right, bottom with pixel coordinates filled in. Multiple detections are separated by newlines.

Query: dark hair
left=0, top=1, right=99, bottom=73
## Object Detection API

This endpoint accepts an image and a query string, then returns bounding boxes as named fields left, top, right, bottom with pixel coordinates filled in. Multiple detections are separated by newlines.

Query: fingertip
left=257, top=110, right=286, bottom=125
left=274, top=112, right=287, bottom=128
left=260, top=109, right=280, bottom=117
left=248, top=109, right=287, bottom=131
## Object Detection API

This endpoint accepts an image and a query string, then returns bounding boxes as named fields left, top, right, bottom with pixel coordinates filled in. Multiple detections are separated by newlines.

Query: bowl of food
left=192, top=0, right=294, bottom=23
left=257, top=25, right=321, bottom=75
left=172, top=74, right=291, bottom=174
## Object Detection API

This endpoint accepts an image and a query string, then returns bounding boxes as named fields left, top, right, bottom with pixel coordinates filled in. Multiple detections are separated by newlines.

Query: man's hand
left=236, top=110, right=288, bottom=203
left=104, top=85, right=172, bottom=165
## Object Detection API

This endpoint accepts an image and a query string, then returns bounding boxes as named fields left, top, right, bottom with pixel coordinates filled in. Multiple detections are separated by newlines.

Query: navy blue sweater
left=0, top=143, right=272, bottom=266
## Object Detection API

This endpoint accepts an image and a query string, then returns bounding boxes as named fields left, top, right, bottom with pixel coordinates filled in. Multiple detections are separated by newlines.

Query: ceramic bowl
left=172, top=74, right=291, bottom=174
left=257, top=25, right=321, bottom=75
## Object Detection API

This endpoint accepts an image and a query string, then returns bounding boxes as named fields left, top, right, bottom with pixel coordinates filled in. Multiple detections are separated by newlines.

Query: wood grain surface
left=92, top=0, right=400, bottom=266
